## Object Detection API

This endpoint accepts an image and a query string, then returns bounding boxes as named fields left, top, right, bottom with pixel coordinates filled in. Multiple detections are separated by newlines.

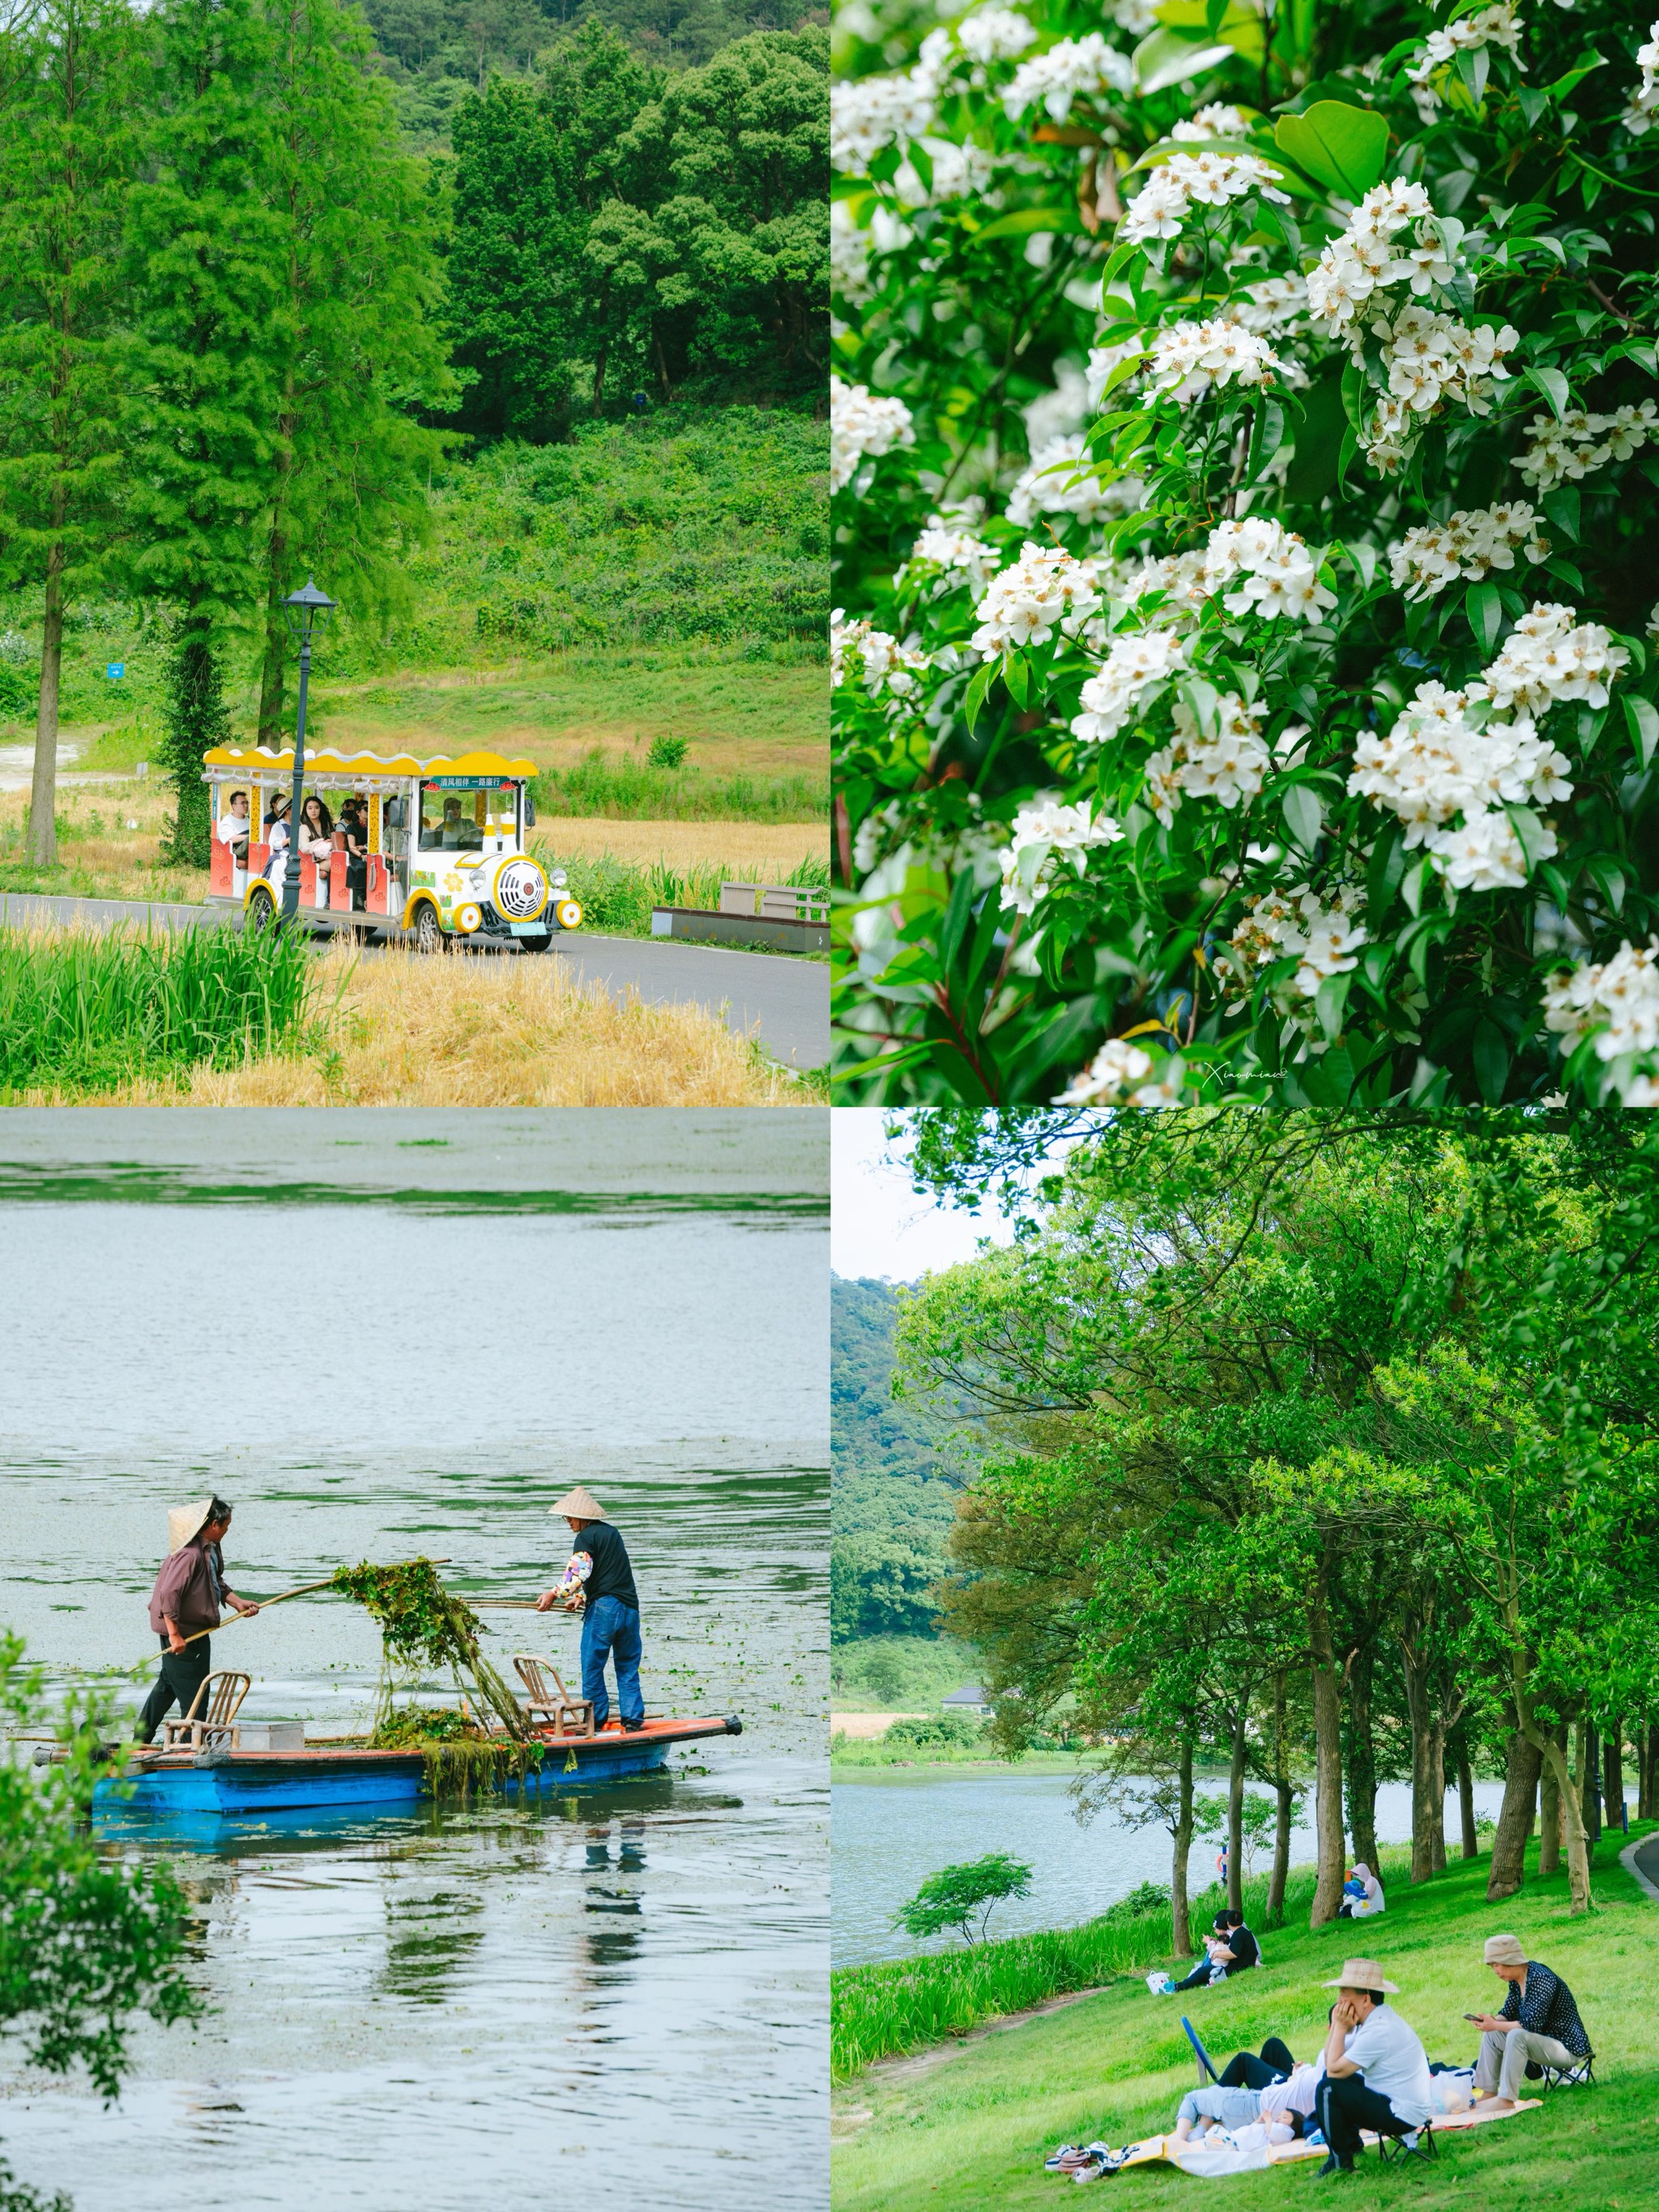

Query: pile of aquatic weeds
left=369, top=1699, right=537, bottom=1800
left=331, top=1557, right=531, bottom=1751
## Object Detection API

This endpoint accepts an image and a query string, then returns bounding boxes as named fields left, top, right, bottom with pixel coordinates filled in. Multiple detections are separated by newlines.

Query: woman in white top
left=263, top=793, right=292, bottom=885
left=1340, top=1862, right=1386, bottom=1918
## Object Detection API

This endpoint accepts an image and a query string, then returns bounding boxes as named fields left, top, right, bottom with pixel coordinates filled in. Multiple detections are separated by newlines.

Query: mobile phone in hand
left=1463, top=2013, right=1483, bottom=2023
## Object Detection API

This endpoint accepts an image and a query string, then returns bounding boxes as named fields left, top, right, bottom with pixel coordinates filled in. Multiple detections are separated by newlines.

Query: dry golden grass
left=66, top=938, right=812, bottom=1106
left=536, top=816, right=825, bottom=873
left=0, top=778, right=206, bottom=902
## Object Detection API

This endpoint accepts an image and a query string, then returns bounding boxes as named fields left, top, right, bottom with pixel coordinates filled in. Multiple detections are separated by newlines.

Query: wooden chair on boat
left=513, top=1655, right=595, bottom=1737
left=161, top=1670, right=252, bottom=1752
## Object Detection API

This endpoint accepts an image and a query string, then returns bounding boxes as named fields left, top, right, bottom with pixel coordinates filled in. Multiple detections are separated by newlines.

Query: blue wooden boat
left=89, top=1714, right=741, bottom=1818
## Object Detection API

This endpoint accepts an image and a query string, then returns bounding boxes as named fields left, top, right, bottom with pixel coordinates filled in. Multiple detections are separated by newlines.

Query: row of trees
left=0, top=0, right=452, bottom=866
left=446, top=21, right=827, bottom=439
left=893, top=1111, right=1659, bottom=1948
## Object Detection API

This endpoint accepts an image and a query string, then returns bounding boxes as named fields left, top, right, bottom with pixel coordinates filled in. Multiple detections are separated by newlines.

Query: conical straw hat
left=548, top=1485, right=608, bottom=1521
left=168, top=1499, right=215, bottom=1553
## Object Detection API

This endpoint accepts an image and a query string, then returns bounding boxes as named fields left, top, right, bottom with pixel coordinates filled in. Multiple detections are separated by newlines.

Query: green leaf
left=1585, top=855, right=1627, bottom=916
left=1472, top=1018, right=1510, bottom=1106
left=1625, top=694, right=1659, bottom=769
left=1401, top=856, right=1433, bottom=919
left=1540, top=485, right=1580, bottom=542
left=1003, top=652, right=1031, bottom=710
left=1365, top=819, right=1405, bottom=922
left=1272, top=101, right=1390, bottom=199
left=1282, top=784, right=1324, bottom=852
left=963, top=659, right=994, bottom=737
left=1315, top=971, right=1352, bottom=1040
left=973, top=205, right=1078, bottom=241
left=1132, top=29, right=1235, bottom=95
left=1465, top=579, right=1503, bottom=657
left=1523, top=364, right=1572, bottom=421
left=937, top=861, right=978, bottom=972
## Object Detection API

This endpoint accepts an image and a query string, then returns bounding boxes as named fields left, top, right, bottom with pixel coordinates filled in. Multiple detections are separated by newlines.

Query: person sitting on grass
left=1171, top=1907, right=1260, bottom=1991
left=1311, top=1960, right=1433, bottom=2178
left=1339, top=1862, right=1385, bottom=1919
left=1469, top=1933, right=1591, bottom=2106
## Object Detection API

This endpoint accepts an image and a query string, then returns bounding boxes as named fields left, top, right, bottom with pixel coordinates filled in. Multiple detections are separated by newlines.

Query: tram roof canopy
left=202, top=745, right=539, bottom=779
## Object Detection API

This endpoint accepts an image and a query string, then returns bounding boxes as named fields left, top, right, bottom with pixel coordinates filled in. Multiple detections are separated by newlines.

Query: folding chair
left=513, top=1654, right=595, bottom=1737
left=160, top=1670, right=251, bottom=1751
left=1375, top=2120, right=1436, bottom=2168
left=1180, top=2017, right=1219, bottom=2086
left=1537, top=2049, right=1595, bottom=2094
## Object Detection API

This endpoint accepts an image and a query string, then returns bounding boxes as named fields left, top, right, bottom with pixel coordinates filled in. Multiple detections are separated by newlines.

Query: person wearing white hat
left=136, top=1497, right=259, bottom=1744
left=534, top=1486, right=645, bottom=1732
left=1469, top=1932, right=1591, bottom=2107
left=1311, top=1958, right=1433, bottom=2176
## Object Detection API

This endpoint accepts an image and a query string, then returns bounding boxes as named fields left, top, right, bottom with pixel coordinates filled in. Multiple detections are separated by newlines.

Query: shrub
left=833, top=1, right=1659, bottom=1108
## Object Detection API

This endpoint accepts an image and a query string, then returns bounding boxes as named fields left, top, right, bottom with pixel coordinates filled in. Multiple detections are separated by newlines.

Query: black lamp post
left=281, top=575, right=336, bottom=922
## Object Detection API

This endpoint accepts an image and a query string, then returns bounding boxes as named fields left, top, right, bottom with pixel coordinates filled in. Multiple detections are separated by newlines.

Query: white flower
left=830, top=56, right=943, bottom=173
left=1516, top=401, right=1658, bottom=489
left=1003, top=34, right=1132, bottom=122
left=1006, top=436, right=1143, bottom=528
left=830, top=612, right=929, bottom=699
left=1406, top=3, right=1525, bottom=120
left=957, top=7, right=1038, bottom=65
left=1145, top=319, right=1290, bottom=399
left=831, top=199, right=872, bottom=305
left=1544, top=940, right=1659, bottom=1100
left=899, top=519, right=1000, bottom=602
left=996, top=793, right=1124, bottom=915
left=831, top=375, right=915, bottom=494
left=1425, top=808, right=1537, bottom=891
left=1023, top=360, right=1091, bottom=450
left=1623, top=19, right=1659, bottom=134
left=1473, top=601, right=1629, bottom=717
left=1056, top=1037, right=1187, bottom=1108
left=1388, top=502, right=1549, bottom=598
left=970, top=543, right=1103, bottom=656
left=1170, top=103, right=1248, bottom=143
left=1221, top=882, right=1368, bottom=1001
left=1071, top=630, right=1186, bottom=743
left=1121, top=151, right=1287, bottom=244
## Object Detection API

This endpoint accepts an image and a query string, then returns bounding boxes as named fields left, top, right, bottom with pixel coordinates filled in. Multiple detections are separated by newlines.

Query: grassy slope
left=833, top=1826, right=1659, bottom=2211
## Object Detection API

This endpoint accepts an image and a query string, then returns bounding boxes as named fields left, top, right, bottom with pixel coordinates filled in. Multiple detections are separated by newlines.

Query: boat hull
left=95, top=1715, right=739, bottom=1817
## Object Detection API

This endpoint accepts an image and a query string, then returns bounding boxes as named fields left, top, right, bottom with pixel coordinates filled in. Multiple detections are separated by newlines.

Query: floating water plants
left=331, top=1558, right=533, bottom=1795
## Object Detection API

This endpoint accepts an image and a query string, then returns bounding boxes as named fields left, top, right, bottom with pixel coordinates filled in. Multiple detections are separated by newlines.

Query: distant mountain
left=831, top=1275, right=966, bottom=1641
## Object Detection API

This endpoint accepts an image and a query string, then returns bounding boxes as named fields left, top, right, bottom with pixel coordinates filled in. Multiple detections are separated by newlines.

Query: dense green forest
left=0, top=0, right=826, bottom=872
left=832, top=1275, right=966, bottom=1646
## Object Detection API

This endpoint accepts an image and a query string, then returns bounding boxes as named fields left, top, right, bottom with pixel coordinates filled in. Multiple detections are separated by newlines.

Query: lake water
left=833, top=1770, right=1509, bottom=1967
left=0, top=1113, right=828, bottom=2212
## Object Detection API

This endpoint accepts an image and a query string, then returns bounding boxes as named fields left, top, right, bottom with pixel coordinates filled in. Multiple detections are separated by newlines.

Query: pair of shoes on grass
left=1045, top=2142, right=1107, bottom=2176
left=1315, top=2153, right=1356, bottom=2178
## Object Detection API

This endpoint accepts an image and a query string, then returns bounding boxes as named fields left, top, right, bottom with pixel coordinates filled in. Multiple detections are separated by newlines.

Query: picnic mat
left=1066, top=2099, right=1542, bottom=2182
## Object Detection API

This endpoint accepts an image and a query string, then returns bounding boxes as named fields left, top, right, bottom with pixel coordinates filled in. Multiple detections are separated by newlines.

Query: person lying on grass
left=1171, top=2039, right=1324, bottom=2146
left=1313, top=1959, right=1434, bottom=2177
left=1468, top=1932, right=1592, bottom=2107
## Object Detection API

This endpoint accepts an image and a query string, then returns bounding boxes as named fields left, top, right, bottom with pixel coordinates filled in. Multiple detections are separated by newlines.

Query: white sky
left=830, top=1109, right=1018, bottom=1283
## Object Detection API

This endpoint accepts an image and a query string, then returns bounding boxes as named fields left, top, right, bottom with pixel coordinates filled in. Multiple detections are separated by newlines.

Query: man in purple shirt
left=136, top=1497, right=259, bottom=1744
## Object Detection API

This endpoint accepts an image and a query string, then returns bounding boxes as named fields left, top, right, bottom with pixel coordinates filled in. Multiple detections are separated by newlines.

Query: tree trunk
left=1342, top=1644, right=1380, bottom=1873
left=1604, top=1720, right=1623, bottom=1834
left=28, top=531, right=66, bottom=867
left=1401, top=1638, right=1436, bottom=1883
left=1430, top=1719, right=1448, bottom=1874
left=654, top=325, right=672, bottom=400
left=1456, top=1736, right=1478, bottom=1861
left=1577, top=1719, right=1601, bottom=1843
left=1268, top=1672, right=1292, bottom=1929
left=1486, top=1725, right=1542, bottom=1900
left=1171, top=1733, right=1195, bottom=1958
left=1310, top=1563, right=1346, bottom=1926
left=1641, top=1720, right=1656, bottom=1821
left=1226, top=1700, right=1247, bottom=1917
left=1539, top=1723, right=1563, bottom=1877
left=1533, top=1723, right=1593, bottom=1912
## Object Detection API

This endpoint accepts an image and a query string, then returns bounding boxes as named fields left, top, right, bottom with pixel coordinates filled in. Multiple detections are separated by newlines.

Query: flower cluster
left=1475, top=601, right=1628, bottom=718
left=1135, top=517, right=1336, bottom=624
left=831, top=375, right=914, bottom=495
left=1406, top=3, right=1525, bottom=122
left=1543, top=939, right=1659, bottom=1102
left=1003, top=33, right=1132, bottom=122
left=1220, top=882, right=1368, bottom=1001
left=1171, top=103, right=1248, bottom=143
left=1361, top=308, right=1518, bottom=471
left=1007, top=436, right=1141, bottom=528
left=1388, top=503, right=1549, bottom=598
left=996, top=793, right=1124, bottom=916
left=1347, top=677, right=1572, bottom=887
left=957, top=7, right=1037, bottom=65
left=1122, top=150, right=1290, bottom=246
left=1056, top=1036, right=1187, bottom=1108
left=1145, top=319, right=1290, bottom=399
left=1516, top=402, right=1658, bottom=490
left=830, top=46, right=942, bottom=172
left=1143, top=690, right=1271, bottom=821
left=970, top=544, right=1102, bottom=656
left=898, top=518, right=1001, bottom=601
left=831, top=613, right=929, bottom=700
left=1070, top=630, right=1187, bottom=743
left=1623, top=20, right=1659, bottom=136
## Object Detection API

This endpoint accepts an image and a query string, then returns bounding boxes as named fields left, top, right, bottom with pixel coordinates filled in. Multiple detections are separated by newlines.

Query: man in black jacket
left=1471, top=1932, right=1592, bottom=2103
left=535, top=1485, right=645, bottom=1732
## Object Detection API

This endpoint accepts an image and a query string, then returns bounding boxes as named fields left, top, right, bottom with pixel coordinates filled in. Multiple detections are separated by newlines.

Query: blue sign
left=105, top=662, right=124, bottom=679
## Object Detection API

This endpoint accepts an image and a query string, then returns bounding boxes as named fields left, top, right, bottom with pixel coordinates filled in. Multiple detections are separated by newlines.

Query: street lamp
left=280, top=575, right=336, bottom=923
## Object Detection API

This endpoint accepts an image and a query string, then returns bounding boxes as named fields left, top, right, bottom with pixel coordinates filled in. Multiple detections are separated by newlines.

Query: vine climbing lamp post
left=281, top=576, right=336, bottom=922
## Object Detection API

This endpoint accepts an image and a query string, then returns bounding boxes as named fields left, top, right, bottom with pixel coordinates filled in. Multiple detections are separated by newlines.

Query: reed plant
left=832, top=1869, right=1299, bottom=2080
left=531, top=751, right=825, bottom=824
left=0, top=923, right=315, bottom=1098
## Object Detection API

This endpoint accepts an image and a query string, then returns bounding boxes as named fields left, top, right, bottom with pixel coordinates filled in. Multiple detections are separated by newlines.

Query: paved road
left=0, top=891, right=829, bottom=1068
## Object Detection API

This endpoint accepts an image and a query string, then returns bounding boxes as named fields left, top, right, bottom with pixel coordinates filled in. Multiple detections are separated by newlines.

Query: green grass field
left=833, top=1826, right=1658, bottom=2210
